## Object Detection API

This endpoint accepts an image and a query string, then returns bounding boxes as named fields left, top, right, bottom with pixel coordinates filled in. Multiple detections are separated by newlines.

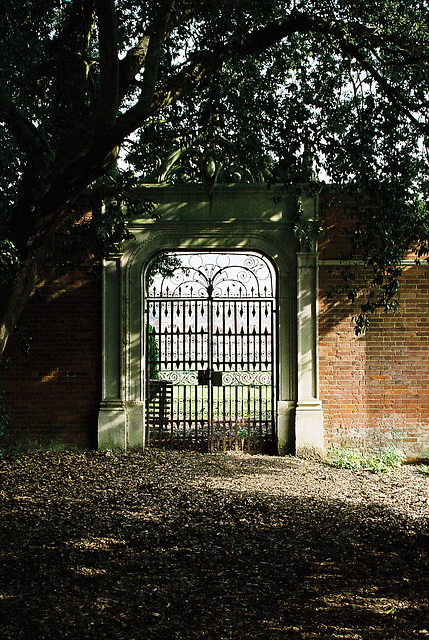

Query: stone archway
left=98, top=184, right=323, bottom=455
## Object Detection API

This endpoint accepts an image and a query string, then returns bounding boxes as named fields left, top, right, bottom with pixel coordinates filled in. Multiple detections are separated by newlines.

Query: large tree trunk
left=0, top=142, right=117, bottom=361
left=0, top=253, right=43, bottom=360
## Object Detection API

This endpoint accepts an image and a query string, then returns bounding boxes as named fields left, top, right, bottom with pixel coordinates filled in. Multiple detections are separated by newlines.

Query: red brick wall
left=319, top=262, right=429, bottom=459
left=318, top=192, right=355, bottom=261
left=1, top=266, right=101, bottom=449
left=2, top=198, right=429, bottom=458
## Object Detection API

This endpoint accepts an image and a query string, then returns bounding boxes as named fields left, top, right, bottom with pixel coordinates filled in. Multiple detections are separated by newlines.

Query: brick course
left=1, top=195, right=428, bottom=456
left=319, top=196, right=429, bottom=458
left=1, top=267, right=101, bottom=449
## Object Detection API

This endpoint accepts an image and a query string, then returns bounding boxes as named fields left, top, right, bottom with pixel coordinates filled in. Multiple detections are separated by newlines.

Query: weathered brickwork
left=318, top=195, right=355, bottom=261
left=2, top=267, right=101, bottom=449
left=1, top=190, right=428, bottom=457
left=318, top=195, right=429, bottom=458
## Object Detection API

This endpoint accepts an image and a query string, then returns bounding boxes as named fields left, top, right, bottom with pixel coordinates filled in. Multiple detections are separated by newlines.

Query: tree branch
left=0, top=83, right=47, bottom=155
left=113, top=9, right=329, bottom=141
left=115, top=57, right=207, bottom=140
left=235, top=11, right=429, bottom=135
left=117, top=1, right=204, bottom=104
left=94, top=0, right=119, bottom=132
left=138, top=1, right=176, bottom=112
left=330, top=33, right=429, bottom=135
left=118, top=36, right=151, bottom=103
left=51, top=0, right=96, bottom=112
left=116, top=7, right=429, bottom=156
left=112, top=0, right=175, bottom=139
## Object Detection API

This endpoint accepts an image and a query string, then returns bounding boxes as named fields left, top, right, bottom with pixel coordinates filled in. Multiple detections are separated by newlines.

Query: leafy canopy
left=1, top=0, right=429, bottom=335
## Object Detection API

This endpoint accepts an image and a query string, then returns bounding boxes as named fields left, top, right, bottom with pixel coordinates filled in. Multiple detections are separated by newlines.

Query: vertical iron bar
left=145, top=304, right=150, bottom=447
left=194, top=299, right=198, bottom=443
left=258, top=300, right=263, bottom=448
left=259, top=300, right=262, bottom=371
left=235, top=384, right=239, bottom=446
left=224, top=374, right=228, bottom=441
left=270, top=300, right=275, bottom=440
left=182, top=301, right=187, bottom=447
left=234, top=300, right=238, bottom=372
left=246, top=300, right=250, bottom=370
left=170, top=300, right=174, bottom=371
left=222, top=301, right=226, bottom=370
left=194, top=375, right=198, bottom=451
left=158, top=300, right=162, bottom=377
left=183, top=383, right=187, bottom=447
left=208, top=294, right=213, bottom=451
left=247, top=385, right=251, bottom=452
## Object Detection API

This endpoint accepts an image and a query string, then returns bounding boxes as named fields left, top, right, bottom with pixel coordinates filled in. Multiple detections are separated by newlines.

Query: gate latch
left=198, top=370, right=210, bottom=385
left=198, top=370, right=223, bottom=386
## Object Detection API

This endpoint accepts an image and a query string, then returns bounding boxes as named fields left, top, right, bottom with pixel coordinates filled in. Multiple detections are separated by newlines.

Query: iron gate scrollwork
left=145, top=252, right=277, bottom=453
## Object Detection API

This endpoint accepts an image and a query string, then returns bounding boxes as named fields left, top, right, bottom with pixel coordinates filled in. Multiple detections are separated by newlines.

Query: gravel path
left=0, top=450, right=428, bottom=639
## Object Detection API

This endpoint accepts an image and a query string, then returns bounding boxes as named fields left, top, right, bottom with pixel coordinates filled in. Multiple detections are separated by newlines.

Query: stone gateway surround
left=2, top=185, right=429, bottom=458
left=98, top=184, right=323, bottom=455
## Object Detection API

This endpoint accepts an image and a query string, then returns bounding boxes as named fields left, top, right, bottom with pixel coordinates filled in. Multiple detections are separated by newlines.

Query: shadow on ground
left=0, top=451, right=427, bottom=639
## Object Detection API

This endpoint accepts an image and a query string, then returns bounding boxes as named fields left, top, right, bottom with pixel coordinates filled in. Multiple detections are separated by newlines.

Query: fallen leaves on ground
left=0, top=450, right=428, bottom=639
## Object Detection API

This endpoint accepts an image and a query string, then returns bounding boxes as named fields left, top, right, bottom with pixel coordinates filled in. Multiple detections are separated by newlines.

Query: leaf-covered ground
left=0, top=450, right=428, bottom=640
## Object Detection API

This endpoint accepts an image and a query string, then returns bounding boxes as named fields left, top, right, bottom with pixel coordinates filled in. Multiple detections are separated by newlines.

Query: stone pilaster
left=98, top=255, right=127, bottom=450
left=295, top=252, right=324, bottom=455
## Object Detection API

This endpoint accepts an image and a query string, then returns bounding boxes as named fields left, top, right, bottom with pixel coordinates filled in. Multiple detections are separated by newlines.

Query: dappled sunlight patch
left=65, top=537, right=127, bottom=551
left=40, top=369, right=59, bottom=384
left=318, top=594, right=410, bottom=614
left=73, top=566, right=108, bottom=577
left=0, top=451, right=427, bottom=639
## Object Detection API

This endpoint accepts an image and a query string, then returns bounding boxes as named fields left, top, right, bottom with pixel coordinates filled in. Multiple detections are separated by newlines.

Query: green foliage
left=46, top=170, right=157, bottom=273
left=119, top=0, right=429, bottom=329
left=0, top=354, right=11, bottom=438
left=365, top=447, right=406, bottom=473
left=89, top=170, right=157, bottom=251
left=328, top=447, right=364, bottom=470
left=0, top=385, right=10, bottom=440
left=148, top=325, right=159, bottom=381
left=328, top=445, right=405, bottom=473
left=146, top=253, right=186, bottom=288
left=418, top=463, right=429, bottom=475
left=0, top=239, right=20, bottom=285
left=1, top=0, right=429, bottom=346
left=0, top=442, right=24, bottom=461
left=326, top=190, right=429, bottom=334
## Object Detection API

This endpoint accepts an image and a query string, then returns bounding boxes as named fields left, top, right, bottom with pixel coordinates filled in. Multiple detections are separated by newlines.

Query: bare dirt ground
left=0, top=450, right=428, bottom=640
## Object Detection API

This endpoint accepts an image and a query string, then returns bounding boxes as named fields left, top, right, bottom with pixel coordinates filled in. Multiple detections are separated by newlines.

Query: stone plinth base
left=295, top=398, right=324, bottom=456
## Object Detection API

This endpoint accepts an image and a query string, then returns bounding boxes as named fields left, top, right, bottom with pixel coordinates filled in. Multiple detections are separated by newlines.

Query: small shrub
left=0, top=443, right=23, bottom=461
left=0, top=384, right=10, bottom=440
left=329, top=447, right=364, bottom=469
left=328, top=445, right=405, bottom=473
left=376, top=446, right=405, bottom=469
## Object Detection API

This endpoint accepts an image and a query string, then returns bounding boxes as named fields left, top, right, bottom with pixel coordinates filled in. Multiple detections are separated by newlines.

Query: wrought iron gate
left=145, top=252, right=276, bottom=453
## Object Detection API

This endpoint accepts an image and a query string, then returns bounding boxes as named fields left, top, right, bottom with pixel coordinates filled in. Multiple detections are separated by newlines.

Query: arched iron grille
left=145, top=252, right=277, bottom=452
